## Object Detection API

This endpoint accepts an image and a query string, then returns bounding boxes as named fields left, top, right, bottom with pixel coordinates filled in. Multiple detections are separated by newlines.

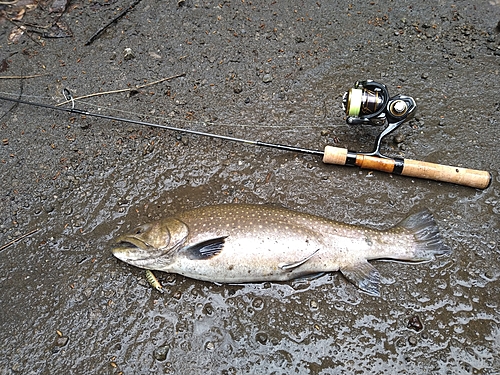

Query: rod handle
left=323, top=146, right=492, bottom=189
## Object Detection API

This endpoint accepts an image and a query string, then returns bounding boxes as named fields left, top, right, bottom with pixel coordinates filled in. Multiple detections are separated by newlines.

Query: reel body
left=342, top=80, right=416, bottom=157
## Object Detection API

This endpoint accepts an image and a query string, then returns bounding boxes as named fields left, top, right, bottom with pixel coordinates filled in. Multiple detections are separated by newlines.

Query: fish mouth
left=112, top=236, right=152, bottom=262
left=114, top=235, right=149, bottom=250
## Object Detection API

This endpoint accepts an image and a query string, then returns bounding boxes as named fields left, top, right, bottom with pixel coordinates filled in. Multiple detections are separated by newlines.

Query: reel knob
left=389, top=100, right=408, bottom=117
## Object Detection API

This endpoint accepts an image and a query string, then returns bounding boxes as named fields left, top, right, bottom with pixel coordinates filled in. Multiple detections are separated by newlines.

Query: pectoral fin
left=340, top=260, right=380, bottom=297
left=185, top=237, right=227, bottom=260
left=279, top=249, right=320, bottom=270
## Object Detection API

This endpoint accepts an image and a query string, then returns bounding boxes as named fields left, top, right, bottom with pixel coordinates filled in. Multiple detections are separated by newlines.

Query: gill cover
left=151, top=217, right=189, bottom=252
left=120, top=217, right=189, bottom=254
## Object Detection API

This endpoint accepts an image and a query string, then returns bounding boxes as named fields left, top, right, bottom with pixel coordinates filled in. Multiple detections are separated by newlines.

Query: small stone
left=408, top=336, right=418, bottom=346
left=153, top=346, right=169, bottom=361
left=203, top=304, right=213, bottom=316
left=205, top=341, right=215, bottom=351
left=407, top=315, right=423, bottom=332
left=55, top=336, right=69, bottom=347
left=123, top=47, right=135, bottom=61
left=173, top=291, right=182, bottom=299
left=394, top=134, right=406, bottom=144
left=421, top=72, right=429, bottom=79
left=262, top=74, right=272, bottom=83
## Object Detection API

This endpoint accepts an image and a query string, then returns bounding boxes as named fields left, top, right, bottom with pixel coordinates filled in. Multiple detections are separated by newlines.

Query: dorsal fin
left=185, top=237, right=227, bottom=260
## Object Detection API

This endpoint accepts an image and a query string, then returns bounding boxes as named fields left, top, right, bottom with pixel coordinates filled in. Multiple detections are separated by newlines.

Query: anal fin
left=340, top=260, right=380, bottom=297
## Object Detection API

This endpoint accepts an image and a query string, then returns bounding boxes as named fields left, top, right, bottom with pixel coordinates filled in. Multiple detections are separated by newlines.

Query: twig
left=0, top=228, right=39, bottom=252
left=0, top=74, right=46, bottom=79
left=55, top=73, right=186, bottom=106
left=85, top=0, right=143, bottom=46
left=0, top=74, right=23, bottom=121
left=4, top=17, right=44, bottom=46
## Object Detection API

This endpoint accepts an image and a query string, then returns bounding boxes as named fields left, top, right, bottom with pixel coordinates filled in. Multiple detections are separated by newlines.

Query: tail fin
left=397, top=209, right=452, bottom=261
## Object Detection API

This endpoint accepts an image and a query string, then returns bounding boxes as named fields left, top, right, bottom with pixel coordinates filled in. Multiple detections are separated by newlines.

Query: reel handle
left=323, top=146, right=492, bottom=189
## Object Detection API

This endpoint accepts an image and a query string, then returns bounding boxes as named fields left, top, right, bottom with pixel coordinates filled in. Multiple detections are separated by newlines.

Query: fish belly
left=169, top=230, right=374, bottom=283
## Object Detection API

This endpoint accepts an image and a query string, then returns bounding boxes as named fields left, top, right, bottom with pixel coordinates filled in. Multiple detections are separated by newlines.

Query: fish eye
left=133, top=223, right=150, bottom=235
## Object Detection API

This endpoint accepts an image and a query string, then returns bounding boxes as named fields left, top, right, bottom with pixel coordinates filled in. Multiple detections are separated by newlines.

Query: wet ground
left=1, top=0, right=499, bottom=373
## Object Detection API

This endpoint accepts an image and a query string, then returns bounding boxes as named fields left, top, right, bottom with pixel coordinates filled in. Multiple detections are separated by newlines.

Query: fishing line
left=0, top=89, right=337, bottom=131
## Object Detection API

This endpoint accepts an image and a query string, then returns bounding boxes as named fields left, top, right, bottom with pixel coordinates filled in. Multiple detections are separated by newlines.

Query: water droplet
left=255, top=332, right=268, bottom=345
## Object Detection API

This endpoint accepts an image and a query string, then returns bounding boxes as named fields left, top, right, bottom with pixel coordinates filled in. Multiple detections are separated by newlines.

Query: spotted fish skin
left=112, top=204, right=451, bottom=296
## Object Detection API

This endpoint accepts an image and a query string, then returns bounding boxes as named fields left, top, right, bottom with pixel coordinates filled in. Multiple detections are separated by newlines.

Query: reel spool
left=342, top=80, right=417, bottom=157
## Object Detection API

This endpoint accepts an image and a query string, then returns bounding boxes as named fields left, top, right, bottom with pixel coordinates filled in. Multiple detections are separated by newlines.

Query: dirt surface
left=1, top=0, right=499, bottom=373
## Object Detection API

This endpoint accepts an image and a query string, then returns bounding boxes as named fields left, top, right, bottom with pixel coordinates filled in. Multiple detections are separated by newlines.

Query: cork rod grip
left=323, top=146, right=491, bottom=189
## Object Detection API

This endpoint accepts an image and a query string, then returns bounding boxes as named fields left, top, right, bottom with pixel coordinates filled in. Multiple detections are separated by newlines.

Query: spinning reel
left=342, top=80, right=416, bottom=157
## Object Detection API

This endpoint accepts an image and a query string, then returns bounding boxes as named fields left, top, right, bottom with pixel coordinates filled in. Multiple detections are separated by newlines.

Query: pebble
left=407, top=315, right=423, bottom=332
left=408, top=336, right=418, bottom=346
left=205, top=341, right=215, bottom=350
left=55, top=336, right=69, bottom=347
left=394, top=134, right=406, bottom=144
left=233, top=84, right=243, bottom=94
left=203, top=304, right=214, bottom=316
left=153, top=346, right=169, bottom=361
left=123, top=47, right=135, bottom=60
left=421, top=72, right=429, bottom=79
left=262, top=74, right=272, bottom=83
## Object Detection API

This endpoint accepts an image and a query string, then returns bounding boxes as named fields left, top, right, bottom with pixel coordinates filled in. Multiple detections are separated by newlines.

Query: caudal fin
left=397, top=209, right=451, bottom=261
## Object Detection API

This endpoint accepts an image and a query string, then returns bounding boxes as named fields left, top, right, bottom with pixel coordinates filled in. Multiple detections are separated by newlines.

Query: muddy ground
left=0, top=0, right=499, bottom=374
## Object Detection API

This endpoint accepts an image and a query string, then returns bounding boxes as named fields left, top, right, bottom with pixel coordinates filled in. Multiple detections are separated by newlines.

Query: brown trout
left=112, top=204, right=451, bottom=296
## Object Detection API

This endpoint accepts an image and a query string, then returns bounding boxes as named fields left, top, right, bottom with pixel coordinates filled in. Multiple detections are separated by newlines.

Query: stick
left=0, top=228, right=39, bottom=252
left=323, top=146, right=491, bottom=189
left=0, top=74, right=46, bottom=79
left=85, top=0, right=143, bottom=46
left=55, top=73, right=186, bottom=106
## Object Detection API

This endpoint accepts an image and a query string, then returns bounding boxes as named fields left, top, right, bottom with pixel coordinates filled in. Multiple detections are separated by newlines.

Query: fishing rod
left=0, top=80, right=491, bottom=189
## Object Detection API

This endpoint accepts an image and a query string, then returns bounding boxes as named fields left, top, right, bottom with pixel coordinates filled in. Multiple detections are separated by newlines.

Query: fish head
left=112, top=217, right=189, bottom=270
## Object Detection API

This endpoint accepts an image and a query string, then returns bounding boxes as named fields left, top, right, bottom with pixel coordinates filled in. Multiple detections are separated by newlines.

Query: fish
left=112, top=204, right=451, bottom=296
